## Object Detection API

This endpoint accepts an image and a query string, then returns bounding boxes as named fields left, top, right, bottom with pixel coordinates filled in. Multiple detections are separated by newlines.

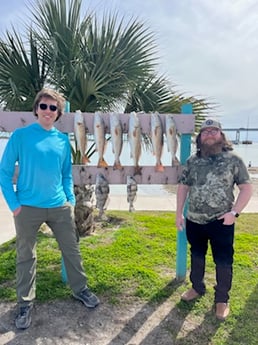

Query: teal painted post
left=176, top=103, right=192, bottom=281
left=61, top=100, right=70, bottom=284
left=65, top=100, right=70, bottom=113
left=61, top=257, right=67, bottom=284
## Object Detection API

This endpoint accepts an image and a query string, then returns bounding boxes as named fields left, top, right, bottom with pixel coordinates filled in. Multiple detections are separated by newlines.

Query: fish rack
left=0, top=111, right=195, bottom=185
left=0, top=107, right=194, bottom=281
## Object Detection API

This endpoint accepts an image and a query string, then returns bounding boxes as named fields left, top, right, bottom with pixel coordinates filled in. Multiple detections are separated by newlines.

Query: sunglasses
left=39, top=103, right=58, bottom=112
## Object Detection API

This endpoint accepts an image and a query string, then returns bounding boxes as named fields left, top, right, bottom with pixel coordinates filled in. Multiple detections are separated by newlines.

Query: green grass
left=0, top=211, right=257, bottom=344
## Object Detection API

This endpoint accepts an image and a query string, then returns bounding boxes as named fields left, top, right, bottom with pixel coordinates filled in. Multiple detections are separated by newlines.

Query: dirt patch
left=0, top=281, right=201, bottom=345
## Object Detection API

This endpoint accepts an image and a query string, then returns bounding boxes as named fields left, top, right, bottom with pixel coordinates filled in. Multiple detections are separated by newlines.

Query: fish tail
left=82, top=155, right=90, bottom=164
left=97, top=158, right=109, bottom=168
left=129, top=205, right=135, bottom=212
left=113, top=160, right=123, bottom=170
left=155, top=163, right=165, bottom=172
left=134, top=166, right=142, bottom=176
left=172, top=157, right=180, bottom=166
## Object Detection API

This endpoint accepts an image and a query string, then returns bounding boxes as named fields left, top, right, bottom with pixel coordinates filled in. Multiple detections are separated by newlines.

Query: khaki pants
left=14, top=204, right=87, bottom=307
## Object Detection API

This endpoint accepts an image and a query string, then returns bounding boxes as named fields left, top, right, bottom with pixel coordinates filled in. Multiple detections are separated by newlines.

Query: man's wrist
left=230, top=210, right=239, bottom=217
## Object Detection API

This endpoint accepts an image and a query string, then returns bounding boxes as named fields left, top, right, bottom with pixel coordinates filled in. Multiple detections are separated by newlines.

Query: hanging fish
left=165, top=115, right=179, bottom=166
left=110, top=112, right=123, bottom=170
left=151, top=112, right=164, bottom=172
left=95, top=173, right=110, bottom=218
left=94, top=112, right=108, bottom=168
left=74, top=110, right=90, bottom=164
left=127, top=175, right=138, bottom=212
left=128, top=112, right=142, bottom=175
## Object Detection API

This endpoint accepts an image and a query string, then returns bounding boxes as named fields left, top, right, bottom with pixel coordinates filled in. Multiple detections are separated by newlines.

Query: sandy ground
left=0, top=170, right=257, bottom=345
left=248, top=169, right=258, bottom=196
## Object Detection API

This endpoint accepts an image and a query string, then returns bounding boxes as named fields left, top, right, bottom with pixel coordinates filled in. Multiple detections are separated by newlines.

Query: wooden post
left=176, top=104, right=192, bottom=281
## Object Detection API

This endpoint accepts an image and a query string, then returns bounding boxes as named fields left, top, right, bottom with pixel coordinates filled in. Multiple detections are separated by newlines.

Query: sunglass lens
left=39, top=103, right=47, bottom=110
left=49, top=105, right=57, bottom=111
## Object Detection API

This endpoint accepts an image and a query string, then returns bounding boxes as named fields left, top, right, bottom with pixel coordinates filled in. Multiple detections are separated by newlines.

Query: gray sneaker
left=73, top=287, right=100, bottom=308
left=15, top=305, right=33, bottom=330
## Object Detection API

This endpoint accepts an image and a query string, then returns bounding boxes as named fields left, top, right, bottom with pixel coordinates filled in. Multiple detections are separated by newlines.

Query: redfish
left=74, top=110, right=90, bottom=164
left=94, top=112, right=108, bottom=168
left=128, top=112, right=142, bottom=175
left=165, top=115, right=179, bottom=166
left=151, top=112, right=164, bottom=172
left=110, top=112, right=123, bottom=170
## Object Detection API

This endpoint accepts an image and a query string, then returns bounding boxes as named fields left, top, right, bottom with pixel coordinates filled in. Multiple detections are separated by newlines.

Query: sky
left=1, top=0, right=258, bottom=130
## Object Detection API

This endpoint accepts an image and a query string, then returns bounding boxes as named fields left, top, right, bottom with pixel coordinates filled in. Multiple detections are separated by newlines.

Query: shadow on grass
left=107, top=279, right=220, bottom=345
left=224, top=283, right=258, bottom=345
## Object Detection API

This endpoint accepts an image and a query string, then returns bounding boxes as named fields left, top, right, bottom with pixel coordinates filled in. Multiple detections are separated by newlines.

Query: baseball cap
left=201, top=118, right=222, bottom=130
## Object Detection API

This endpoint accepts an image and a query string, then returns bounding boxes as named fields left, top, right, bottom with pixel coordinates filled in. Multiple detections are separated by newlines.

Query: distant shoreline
left=248, top=167, right=258, bottom=173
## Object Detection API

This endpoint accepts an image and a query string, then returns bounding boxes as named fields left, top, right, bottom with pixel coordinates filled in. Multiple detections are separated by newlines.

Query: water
left=231, top=144, right=258, bottom=168
left=223, top=130, right=258, bottom=144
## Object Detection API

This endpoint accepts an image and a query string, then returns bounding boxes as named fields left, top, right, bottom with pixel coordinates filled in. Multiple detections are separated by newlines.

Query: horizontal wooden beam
left=72, top=165, right=182, bottom=185
left=0, top=111, right=195, bottom=134
left=12, top=165, right=182, bottom=185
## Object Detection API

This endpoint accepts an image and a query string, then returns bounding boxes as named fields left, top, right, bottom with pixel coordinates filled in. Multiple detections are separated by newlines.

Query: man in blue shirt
left=0, top=89, right=99, bottom=330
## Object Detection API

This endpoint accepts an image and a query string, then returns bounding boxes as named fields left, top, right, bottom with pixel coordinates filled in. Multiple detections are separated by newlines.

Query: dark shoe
left=216, top=303, right=230, bottom=321
left=15, top=305, right=33, bottom=330
left=181, top=288, right=200, bottom=302
left=73, top=287, right=100, bottom=308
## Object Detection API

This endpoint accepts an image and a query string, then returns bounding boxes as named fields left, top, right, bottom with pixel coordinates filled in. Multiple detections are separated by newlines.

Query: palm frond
left=0, top=29, right=48, bottom=110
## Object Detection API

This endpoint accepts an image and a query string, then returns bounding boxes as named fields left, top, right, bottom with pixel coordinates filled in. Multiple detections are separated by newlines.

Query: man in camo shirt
left=176, top=119, right=252, bottom=321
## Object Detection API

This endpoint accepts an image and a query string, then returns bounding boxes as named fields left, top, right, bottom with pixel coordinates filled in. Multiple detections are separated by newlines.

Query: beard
left=200, top=138, right=224, bottom=157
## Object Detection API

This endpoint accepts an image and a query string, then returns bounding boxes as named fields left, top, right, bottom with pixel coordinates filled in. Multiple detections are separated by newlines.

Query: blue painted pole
left=176, top=103, right=193, bottom=281
left=61, top=256, right=68, bottom=283
left=61, top=100, right=71, bottom=284
left=65, top=100, right=70, bottom=113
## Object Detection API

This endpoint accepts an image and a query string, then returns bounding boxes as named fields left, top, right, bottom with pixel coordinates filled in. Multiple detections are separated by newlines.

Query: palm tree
left=0, top=0, right=214, bottom=234
left=0, top=0, right=212, bottom=118
left=29, top=0, right=160, bottom=112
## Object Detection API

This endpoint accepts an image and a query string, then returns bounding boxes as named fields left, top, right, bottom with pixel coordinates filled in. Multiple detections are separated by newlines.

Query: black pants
left=186, top=218, right=234, bottom=303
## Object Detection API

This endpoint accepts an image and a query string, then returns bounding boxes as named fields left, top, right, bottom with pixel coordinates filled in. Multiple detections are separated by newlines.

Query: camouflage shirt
left=178, top=151, right=251, bottom=224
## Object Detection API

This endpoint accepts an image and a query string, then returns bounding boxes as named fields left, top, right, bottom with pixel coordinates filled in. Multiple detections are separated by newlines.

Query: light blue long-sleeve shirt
left=0, top=123, right=75, bottom=211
